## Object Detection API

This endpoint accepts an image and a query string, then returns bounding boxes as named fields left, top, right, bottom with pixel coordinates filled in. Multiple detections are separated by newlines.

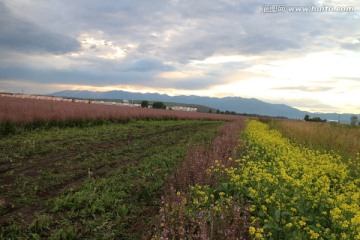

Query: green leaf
left=221, top=183, right=228, bottom=190
left=30, top=233, right=41, bottom=240
left=275, top=209, right=281, bottom=222
left=263, top=222, right=275, bottom=229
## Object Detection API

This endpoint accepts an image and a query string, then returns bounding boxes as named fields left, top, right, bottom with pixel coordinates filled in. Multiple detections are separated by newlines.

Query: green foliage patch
left=0, top=119, right=223, bottom=239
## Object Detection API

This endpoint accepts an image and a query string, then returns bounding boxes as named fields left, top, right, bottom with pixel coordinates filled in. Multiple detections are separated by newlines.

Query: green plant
left=29, top=214, right=53, bottom=233
left=0, top=121, right=17, bottom=135
left=152, top=101, right=166, bottom=109
left=141, top=100, right=149, bottom=108
left=1, top=119, right=227, bottom=239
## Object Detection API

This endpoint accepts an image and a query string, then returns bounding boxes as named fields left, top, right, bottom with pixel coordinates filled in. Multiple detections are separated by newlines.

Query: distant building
left=172, top=106, right=197, bottom=112
left=1, top=94, right=140, bottom=108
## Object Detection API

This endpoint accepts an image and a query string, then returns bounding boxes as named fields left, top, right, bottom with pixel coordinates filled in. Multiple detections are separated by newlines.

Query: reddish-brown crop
left=170, top=119, right=246, bottom=190
left=153, top=119, right=250, bottom=239
left=0, top=95, right=242, bottom=125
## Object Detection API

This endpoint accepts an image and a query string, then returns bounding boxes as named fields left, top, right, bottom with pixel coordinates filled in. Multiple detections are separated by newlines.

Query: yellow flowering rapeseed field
left=228, top=120, right=360, bottom=239
left=157, top=120, right=360, bottom=239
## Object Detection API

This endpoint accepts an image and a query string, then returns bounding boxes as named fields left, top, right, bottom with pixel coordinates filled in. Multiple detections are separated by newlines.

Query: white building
left=172, top=106, right=197, bottom=112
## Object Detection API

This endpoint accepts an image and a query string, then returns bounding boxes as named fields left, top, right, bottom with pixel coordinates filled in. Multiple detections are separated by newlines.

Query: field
left=0, top=96, right=246, bottom=239
left=0, top=119, right=233, bottom=239
left=0, top=96, right=239, bottom=135
left=1, top=96, right=359, bottom=239
left=155, top=121, right=359, bottom=239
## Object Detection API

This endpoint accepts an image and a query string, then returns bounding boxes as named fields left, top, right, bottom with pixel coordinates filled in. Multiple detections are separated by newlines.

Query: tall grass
left=153, top=120, right=250, bottom=239
left=270, top=119, right=360, bottom=174
left=169, top=120, right=246, bottom=190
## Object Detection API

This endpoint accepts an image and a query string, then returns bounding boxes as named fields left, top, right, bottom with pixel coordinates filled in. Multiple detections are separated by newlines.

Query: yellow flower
left=185, top=120, right=360, bottom=240
left=342, top=221, right=349, bottom=228
left=299, top=220, right=306, bottom=227
left=249, top=205, right=256, bottom=212
left=309, top=230, right=320, bottom=239
left=261, top=205, right=267, bottom=212
left=249, top=226, right=256, bottom=235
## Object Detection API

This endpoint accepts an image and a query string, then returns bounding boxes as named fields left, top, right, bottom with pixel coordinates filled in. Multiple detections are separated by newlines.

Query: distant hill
left=50, top=90, right=357, bottom=123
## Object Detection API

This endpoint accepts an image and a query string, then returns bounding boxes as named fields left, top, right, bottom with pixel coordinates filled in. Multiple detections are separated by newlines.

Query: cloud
left=36, top=0, right=315, bottom=62
left=153, top=78, right=217, bottom=90
left=3, top=0, right=355, bottom=61
left=0, top=2, right=80, bottom=54
left=271, top=97, right=341, bottom=113
left=122, top=58, right=175, bottom=72
left=333, top=76, right=360, bottom=82
left=1, top=0, right=360, bottom=113
left=273, top=86, right=333, bottom=92
left=342, top=41, right=360, bottom=50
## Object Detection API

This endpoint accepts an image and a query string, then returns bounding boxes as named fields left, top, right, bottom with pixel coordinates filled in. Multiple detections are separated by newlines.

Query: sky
left=0, top=0, right=359, bottom=113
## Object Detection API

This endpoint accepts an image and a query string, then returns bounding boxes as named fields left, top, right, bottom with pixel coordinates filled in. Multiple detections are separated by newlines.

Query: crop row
left=0, top=96, right=242, bottom=135
left=0, top=120, right=228, bottom=239
left=155, top=120, right=360, bottom=239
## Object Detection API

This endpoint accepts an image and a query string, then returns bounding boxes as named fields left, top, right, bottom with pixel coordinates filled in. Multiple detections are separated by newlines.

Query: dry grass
left=170, top=119, right=246, bottom=190
left=153, top=119, right=250, bottom=239
left=270, top=119, right=360, bottom=173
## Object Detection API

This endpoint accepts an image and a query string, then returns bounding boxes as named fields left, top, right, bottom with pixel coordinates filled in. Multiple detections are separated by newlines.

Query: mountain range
left=51, top=90, right=356, bottom=124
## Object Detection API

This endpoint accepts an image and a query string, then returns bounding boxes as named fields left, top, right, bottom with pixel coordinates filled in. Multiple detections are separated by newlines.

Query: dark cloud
left=122, top=58, right=175, bottom=72
left=0, top=57, right=174, bottom=87
left=0, top=56, right=219, bottom=90
left=4, top=0, right=352, bottom=60
left=31, top=0, right=311, bottom=61
left=0, top=2, right=80, bottom=54
left=0, top=65, right=149, bottom=87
